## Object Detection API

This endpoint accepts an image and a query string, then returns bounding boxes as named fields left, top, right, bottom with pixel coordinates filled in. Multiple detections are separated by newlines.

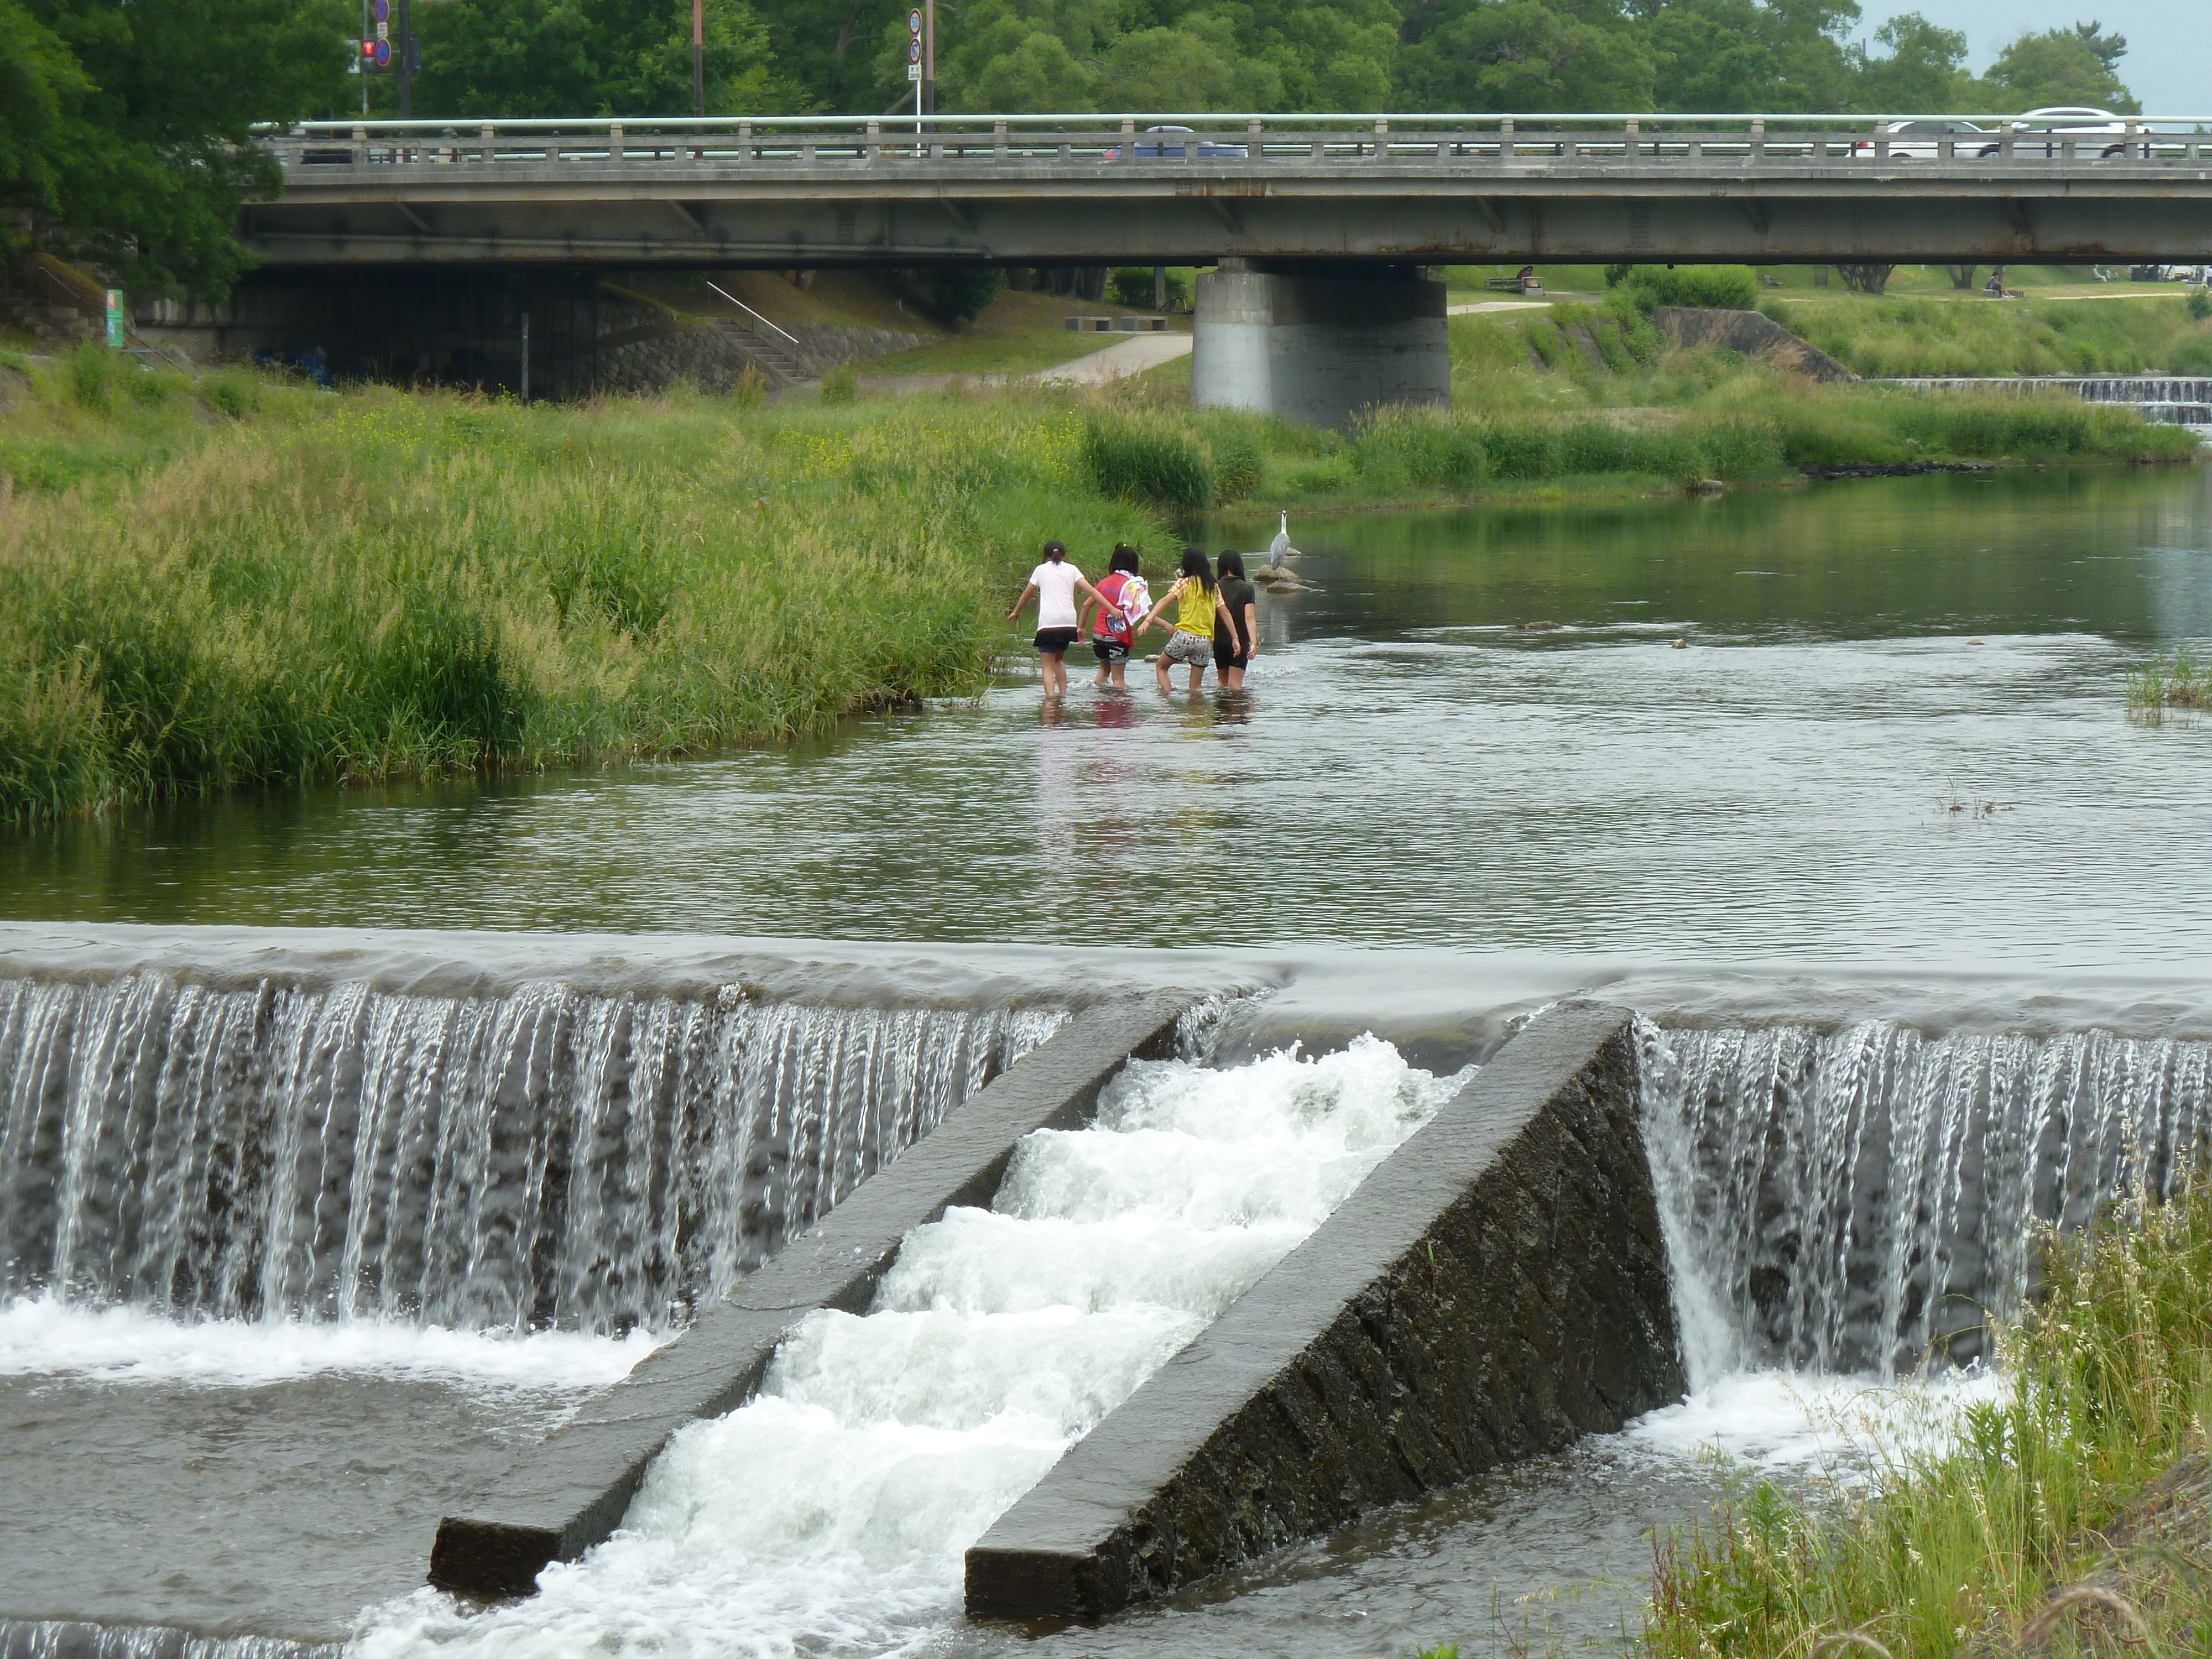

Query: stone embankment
left=1654, top=306, right=1859, bottom=382
left=594, top=300, right=928, bottom=393
left=966, top=1001, right=1684, bottom=1621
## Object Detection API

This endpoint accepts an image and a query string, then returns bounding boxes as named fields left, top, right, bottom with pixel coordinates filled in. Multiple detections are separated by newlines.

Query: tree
left=1642, top=0, right=1863, bottom=114
left=412, top=0, right=796, bottom=117
left=1970, top=25, right=2138, bottom=113
left=1398, top=0, right=1655, bottom=112
left=1852, top=12, right=1965, bottom=112
left=1833, top=262, right=1894, bottom=293
left=3, top=0, right=352, bottom=296
left=0, top=0, right=87, bottom=254
left=1943, top=263, right=1977, bottom=289
left=1097, top=19, right=1246, bottom=109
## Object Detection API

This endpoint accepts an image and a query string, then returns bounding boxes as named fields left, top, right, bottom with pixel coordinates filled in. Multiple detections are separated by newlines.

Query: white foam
left=1625, top=1367, right=2011, bottom=1478
left=355, top=1034, right=1467, bottom=1659
left=0, top=1296, right=660, bottom=1393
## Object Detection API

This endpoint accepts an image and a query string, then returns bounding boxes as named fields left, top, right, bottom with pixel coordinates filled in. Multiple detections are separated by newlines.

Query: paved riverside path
left=1031, top=330, right=1193, bottom=384
left=1026, top=297, right=1556, bottom=387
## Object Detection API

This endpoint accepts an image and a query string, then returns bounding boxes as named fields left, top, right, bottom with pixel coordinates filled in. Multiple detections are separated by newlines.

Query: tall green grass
left=1781, top=294, right=2212, bottom=379
left=1350, top=405, right=1824, bottom=491
left=0, top=384, right=1157, bottom=824
left=1648, top=1184, right=2212, bottom=1657
left=1079, top=408, right=1268, bottom=508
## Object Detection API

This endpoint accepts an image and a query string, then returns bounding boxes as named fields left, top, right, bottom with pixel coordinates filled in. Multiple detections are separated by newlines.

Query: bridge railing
left=259, top=113, right=2212, bottom=172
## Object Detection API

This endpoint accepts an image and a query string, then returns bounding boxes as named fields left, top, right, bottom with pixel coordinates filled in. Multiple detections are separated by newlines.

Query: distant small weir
left=1640, top=1018, right=2212, bottom=1380
left=1880, top=374, right=2212, bottom=430
left=0, top=973, right=1065, bottom=1335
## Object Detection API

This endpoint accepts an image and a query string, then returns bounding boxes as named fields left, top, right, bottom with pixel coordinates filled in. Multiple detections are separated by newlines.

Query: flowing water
left=7, top=467, right=2212, bottom=1656
left=7, top=469, right=2212, bottom=968
left=356, top=1039, right=1466, bottom=1659
left=0, top=975, right=1063, bottom=1333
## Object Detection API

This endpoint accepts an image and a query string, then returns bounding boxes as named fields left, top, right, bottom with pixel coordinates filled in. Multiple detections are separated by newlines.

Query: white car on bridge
left=1852, top=118, right=1990, bottom=160
left=1989, top=108, right=2133, bottom=158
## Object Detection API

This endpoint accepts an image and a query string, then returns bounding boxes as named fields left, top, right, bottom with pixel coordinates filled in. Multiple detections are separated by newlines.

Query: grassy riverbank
left=1647, top=1187, right=2212, bottom=1657
left=0, top=352, right=1155, bottom=825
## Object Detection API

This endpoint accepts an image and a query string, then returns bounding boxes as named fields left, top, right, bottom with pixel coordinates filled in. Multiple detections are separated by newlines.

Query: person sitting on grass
left=1007, top=540, right=1108, bottom=701
left=1141, top=547, right=1237, bottom=694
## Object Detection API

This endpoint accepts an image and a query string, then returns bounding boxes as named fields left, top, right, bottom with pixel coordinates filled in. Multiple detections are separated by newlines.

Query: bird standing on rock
left=1269, top=512, right=1299, bottom=569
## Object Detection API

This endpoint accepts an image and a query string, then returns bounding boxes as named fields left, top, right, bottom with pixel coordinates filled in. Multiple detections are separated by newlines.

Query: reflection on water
left=4, top=469, right=2212, bottom=972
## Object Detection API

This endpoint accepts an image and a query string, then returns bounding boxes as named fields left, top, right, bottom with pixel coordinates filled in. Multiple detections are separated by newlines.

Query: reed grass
left=1779, top=294, right=2212, bottom=379
left=2125, top=650, right=2212, bottom=720
left=1646, top=1183, right=2212, bottom=1657
left=0, top=379, right=1158, bottom=824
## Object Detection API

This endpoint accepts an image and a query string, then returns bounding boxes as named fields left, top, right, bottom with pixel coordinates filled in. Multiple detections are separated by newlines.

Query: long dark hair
left=1109, top=543, right=1140, bottom=575
left=1180, top=546, right=1213, bottom=593
left=1217, top=549, right=1246, bottom=580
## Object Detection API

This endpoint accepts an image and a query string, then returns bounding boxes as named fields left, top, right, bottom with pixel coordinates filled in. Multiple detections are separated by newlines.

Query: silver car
left=1986, top=107, right=2132, bottom=159
left=1852, top=118, right=1989, bottom=160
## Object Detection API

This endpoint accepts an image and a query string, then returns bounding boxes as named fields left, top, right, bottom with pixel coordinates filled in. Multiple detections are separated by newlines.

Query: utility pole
left=692, top=0, right=704, bottom=116
left=923, top=0, right=934, bottom=117
left=397, top=0, right=414, bottom=117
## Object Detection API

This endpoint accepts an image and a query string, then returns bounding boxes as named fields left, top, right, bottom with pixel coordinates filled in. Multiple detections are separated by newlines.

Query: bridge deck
left=249, top=117, right=2212, bottom=266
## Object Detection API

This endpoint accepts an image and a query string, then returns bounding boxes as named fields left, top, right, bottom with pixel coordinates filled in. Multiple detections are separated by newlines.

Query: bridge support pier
left=1191, top=260, right=1448, bottom=431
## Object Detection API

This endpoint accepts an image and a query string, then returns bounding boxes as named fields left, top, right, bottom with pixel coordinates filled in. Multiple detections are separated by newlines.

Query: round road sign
left=909, top=8, right=922, bottom=30
left=372, top=37, right=390, bottom=64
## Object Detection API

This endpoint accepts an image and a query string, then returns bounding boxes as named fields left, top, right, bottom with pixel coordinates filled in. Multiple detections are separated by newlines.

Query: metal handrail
left=253, top=111, right=2212, bottom=132
left=255, top=112, right=2212, bottom=170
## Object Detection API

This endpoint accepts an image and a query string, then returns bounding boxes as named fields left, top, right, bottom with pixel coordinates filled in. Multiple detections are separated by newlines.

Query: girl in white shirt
left=1006, top=540, right=1107, bottom=700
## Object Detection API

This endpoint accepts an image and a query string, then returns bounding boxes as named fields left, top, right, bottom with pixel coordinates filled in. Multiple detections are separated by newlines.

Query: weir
left=426, top=994, right=1194, bottom=1597
left=1639, top=1019, right=2212, bottom=1379
left=0, top=971, right=1066, bottom=1334
left=964, top=1002, right=1679, bottom=1619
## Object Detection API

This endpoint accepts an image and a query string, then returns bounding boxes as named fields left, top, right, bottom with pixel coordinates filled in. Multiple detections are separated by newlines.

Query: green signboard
left=104, top=290, right=124, bottom=349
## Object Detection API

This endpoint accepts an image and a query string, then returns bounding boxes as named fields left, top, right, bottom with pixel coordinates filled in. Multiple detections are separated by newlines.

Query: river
left=5, top=465, right=2212, bottom=1659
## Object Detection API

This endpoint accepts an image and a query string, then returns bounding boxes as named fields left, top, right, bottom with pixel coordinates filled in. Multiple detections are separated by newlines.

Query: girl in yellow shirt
left=1141, top=547, right=1237, bottom=693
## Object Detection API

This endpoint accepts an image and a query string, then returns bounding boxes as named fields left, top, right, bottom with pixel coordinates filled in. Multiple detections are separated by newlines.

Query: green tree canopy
left=1, top=0, right=351, bottom=296
left=1854, top=12, right=1966, bottom=112
left=1399, top=0, right=1655, bottom=112
left=1968, top=24, right=2139, bottom=113
left=411, top=0, right=797, bottom=116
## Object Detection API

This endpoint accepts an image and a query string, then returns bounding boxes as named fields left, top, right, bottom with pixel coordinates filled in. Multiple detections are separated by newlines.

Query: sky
left=1856, top=0, right=2204, bottom=114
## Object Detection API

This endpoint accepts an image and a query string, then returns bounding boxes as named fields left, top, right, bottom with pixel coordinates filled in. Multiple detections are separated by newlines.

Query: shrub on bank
left=1609, top=264, right=1761, bottom=312
left=1081, top=409, right=1266, bottom=509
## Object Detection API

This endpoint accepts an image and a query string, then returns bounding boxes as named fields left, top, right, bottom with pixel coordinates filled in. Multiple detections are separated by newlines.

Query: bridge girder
left=250, top=158, right=2212, bottom=269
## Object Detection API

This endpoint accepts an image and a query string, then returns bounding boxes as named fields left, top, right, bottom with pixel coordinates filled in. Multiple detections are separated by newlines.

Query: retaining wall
left=429, top=994, right=1193, bottom=1598
left=964, top=1001, right=1683, bottom=1620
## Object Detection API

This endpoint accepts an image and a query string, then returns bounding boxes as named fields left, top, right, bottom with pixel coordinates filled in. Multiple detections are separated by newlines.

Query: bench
left=1485, top=275, right=1543, bottom=295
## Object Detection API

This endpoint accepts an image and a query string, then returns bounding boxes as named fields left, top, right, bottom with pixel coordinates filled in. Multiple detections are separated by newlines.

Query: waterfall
left=0, top=974, right=1065, bottom=1335
left=1639, top=1018, right=2212, bottom=1383
left=1877, top=375, right=2212, bottom=429
left=0, top=1620, right=338, bottom=1659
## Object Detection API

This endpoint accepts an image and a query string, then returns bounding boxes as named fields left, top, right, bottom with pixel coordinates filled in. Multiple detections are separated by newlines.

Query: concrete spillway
left=965, top=1002, right=1681, bottom=1619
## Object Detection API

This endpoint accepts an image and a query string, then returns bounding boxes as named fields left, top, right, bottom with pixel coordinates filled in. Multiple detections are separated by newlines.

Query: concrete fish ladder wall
left=965, top=1003, right=1683, bottom=1620
left=429, top=994, right=1196, bottom=1598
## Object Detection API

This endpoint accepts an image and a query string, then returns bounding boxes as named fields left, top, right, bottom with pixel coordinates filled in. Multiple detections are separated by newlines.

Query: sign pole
left=397, top=0, right=413, bottom=118
left=923, top=0, right=934, bottom=117
left=908, top=7, right=923, bottom=144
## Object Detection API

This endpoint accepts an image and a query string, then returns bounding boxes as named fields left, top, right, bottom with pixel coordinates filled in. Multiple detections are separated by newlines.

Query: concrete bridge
left=223, top=111, right=2212, bottom=426
left=253, top=112, right=2212, bottom=268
